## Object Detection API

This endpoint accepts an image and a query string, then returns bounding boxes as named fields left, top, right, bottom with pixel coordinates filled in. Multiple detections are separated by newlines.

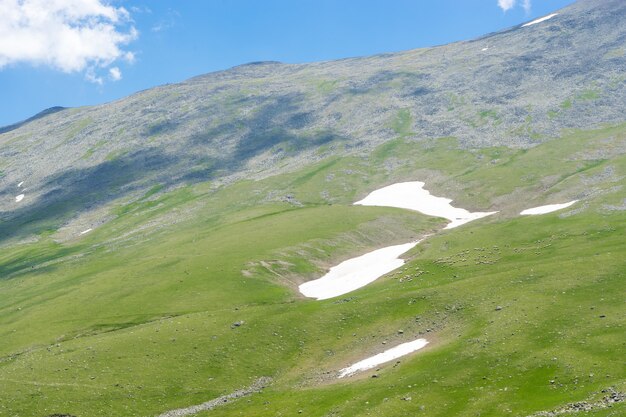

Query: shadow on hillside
left=348, top=70, right=431, bottom=95
left=0, top=94, right=347, bottom=247
left=183, top=93, right=345, bottom=181
left=0, top=148, right=179, bottom=247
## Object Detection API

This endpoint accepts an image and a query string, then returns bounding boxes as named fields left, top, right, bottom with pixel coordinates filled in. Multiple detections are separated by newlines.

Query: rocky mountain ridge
left=0, top=0, right=624, bottom=244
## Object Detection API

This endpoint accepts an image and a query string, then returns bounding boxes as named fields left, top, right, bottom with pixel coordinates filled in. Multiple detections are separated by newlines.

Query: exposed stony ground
left=0, top=0, right=624, bottom=245
left=155, top=377, right=272, bottom=417
left=527, top=388, right=625, bottom=417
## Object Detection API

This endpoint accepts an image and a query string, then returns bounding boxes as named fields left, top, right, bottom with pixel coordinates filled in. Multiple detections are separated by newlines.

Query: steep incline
left=0, top=0, right=624, bottom=246
left=0, top=4, right=625, bottom=413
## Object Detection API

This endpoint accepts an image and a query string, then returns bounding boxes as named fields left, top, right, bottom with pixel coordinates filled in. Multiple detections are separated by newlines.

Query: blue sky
left=0, top=0, right=575, bottom=127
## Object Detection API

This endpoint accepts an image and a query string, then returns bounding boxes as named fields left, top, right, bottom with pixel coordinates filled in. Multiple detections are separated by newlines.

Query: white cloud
left=151, top=9, right=180, bottom=33
left=498, top=0, right=516, bottom=12
left=497, top=0, right=532, bottom=13
left=124, top=51, right=136, bottom=63
left=85, top=67, right=103, bottom=85
left=130, top=5, right=151, bottom=14
left=109, top=66, right=121, bottom=81
left=0, top=0, right=137, bottom=76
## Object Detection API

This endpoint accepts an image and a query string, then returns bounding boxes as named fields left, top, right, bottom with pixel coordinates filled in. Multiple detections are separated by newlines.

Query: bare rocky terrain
left=0, top=0, right=624, bottom=245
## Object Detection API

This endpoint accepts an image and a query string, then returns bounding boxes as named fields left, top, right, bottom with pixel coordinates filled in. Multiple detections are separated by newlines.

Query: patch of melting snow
left=522, top=13, right=558, bottom=27
left=80, top=228, right=93, bottom=235
left=482, top=47, right=489, bottom=51
left=298, top=182, right=498, bottom=374
left=15, top=194, right=25, bottom=203
left=354, top=181, right=497, bottom=229
left=520, top=200, right=578, bottom=215
left=299, top=182, right=498, bottom=300
left=17, top=181, right=24, bottom=188
left=299, top=241, right=420, bottom=300
left=339, top=338, right=429, bottom=378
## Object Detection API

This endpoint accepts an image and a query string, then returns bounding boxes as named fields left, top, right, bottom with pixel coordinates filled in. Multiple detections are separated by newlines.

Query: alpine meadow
left=0, top=0, right=625, bottom=416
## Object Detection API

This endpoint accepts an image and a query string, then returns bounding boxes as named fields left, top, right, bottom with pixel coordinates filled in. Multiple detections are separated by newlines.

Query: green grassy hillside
left=0, top=124, right=624, bottom=416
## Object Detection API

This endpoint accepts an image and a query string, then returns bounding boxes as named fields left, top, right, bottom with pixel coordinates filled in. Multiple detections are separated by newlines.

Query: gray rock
left=1, top=0, right=625, bottom=248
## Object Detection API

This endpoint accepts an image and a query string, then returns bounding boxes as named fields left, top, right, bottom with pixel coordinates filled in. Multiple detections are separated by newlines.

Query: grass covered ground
left=0, top=124, right=624, bottom=416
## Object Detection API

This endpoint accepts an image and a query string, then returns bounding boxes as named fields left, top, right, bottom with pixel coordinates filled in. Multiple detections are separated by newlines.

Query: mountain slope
left=1, top=0, right=625, bottom=246
left=0, top=1, right=625, bottom=416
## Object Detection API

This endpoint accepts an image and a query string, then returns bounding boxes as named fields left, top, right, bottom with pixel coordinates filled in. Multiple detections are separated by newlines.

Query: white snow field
left=520, top=200, right=578, bottom=215
left=298, top=241, right=419, bottom=300
left=522, top=13, right=558, bottom=27
left=304, top=182, right=575, bottom=378
left=299, top=182, right=498, bottom=300
left=15, top=194, right=25, bottom=203
left=354, top=181, right=497, bottom=229
left=338, top=338, right=429, bottom=378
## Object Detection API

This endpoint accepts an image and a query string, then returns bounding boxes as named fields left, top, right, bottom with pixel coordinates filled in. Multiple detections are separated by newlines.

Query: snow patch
left=520, top=200, right=578, bottom=215
left=339, top=338, right=429, bottom=378
left=17, top=181, right=24, bottom=188
left=354, top=181, right=497, bottom=229
left=299, top=182, right=497, bottom=300
left=299, top=241, right=420, bottom=300
left=481, top=47, right=489, bottom=51
left=80, top=228, right=93, bottom=235
left=15, top=194, right=24, bottom=203
left=522, top=13, right=558, bottom=27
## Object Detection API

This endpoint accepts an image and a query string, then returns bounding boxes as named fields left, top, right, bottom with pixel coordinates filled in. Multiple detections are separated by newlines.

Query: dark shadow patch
left=187, top=122, right=241, bottom=146
left=349, top=71, right=430, bottom=95
left=236, top=129, right=292, bottom=159
left=410, top=87, right=432, bottom=97
left=235, top=129, right=338, bottom=162
left=179, top=155, right=225, bottom=182
left=144, top=119, right=180, bottom=137
left=491, top=53, right=543, bottom=89
left=0, top=245, right=78, bottom=280
left=0, top=148, right=177, bottom=246
left=286, top=112, right=314, bottom=129
left=45, top=414, right=78, bottom=417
